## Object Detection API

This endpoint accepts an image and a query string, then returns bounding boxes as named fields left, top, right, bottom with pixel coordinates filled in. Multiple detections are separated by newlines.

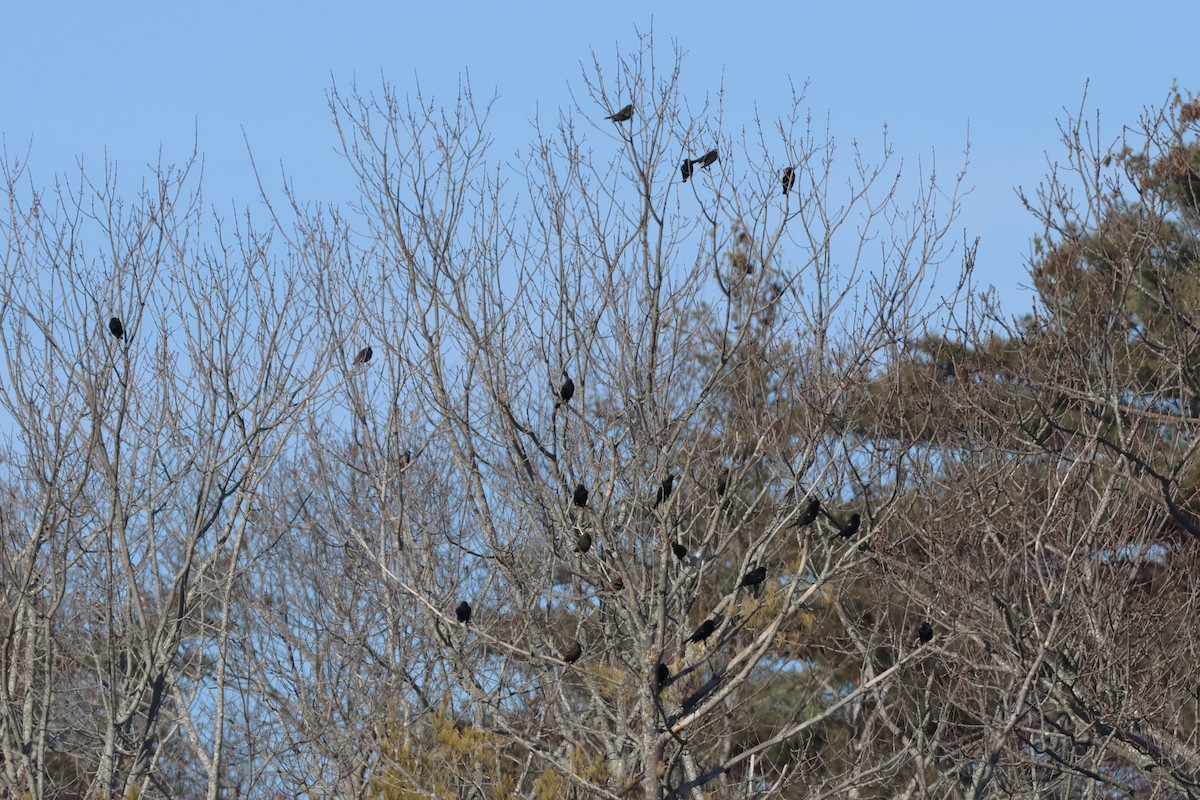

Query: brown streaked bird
left=108, top=316, right=125, bottom=339
left=561, top=639, right=583, bottom=664
left=781, top=165, right=795, bottom=196
left=695, top=148, right=719, bottom=169
left=654, top=474, right=675, bottom=508
left=607, top=104, right=633, bottom=123
left=795, top=498, right=821, bottom=527
left=574, top=531, right=592, bottom=555
left=837, top=512, right=861, bottom=539
left=687, top=614, right=722, bottom=644
left=671, top=541, right=687, bottom=562
left=918, top=621, right=934, bottom=644
left=555, top=372, right=575, bottom=409
left=573, top=483, right=589, bottom=508
left=681, top=157, right=693, bottom=183
left=455, top=600, right=472, bottom=625
left=352, top=346, right=373, bottom=366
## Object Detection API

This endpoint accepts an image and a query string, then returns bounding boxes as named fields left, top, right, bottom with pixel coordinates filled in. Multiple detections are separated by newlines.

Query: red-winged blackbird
left=353, top=346, right=373, bottom=366
left=607, top=104, right=633, bottom=123
left=796, top=498, right=820, bottom=527
left=687, top=614, right=721, bottom=644
left=781, top=165, right=795, bottom=196
left=656, top=662, right=670, bottom=686
left=655, top=474, right=675, bottom=508
left=681, top=158, right=693, bottom=183
left=739, top=565, right=767, bottom=590
left=918, top=621, right=934, bottom=643
left=455, top=600, right=472, bottom=625
left=561, top=639, right=583, bottom=664
left=574, top=531, right=592, bottom=554
left=695, top=149, right=719, bottom=169
left=671, top=541, right=687, bottom=562
left=573, top=483, right=589, bottom=508
left=108, top=316, right=125, bottom=339
left=555, top=373, right=575, bottom=408
left=837, top=512, right=861, bottom=539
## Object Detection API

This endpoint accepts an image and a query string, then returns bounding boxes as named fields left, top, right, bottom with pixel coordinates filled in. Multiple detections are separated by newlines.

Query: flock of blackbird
left=104, top=101, right=926, bottom=699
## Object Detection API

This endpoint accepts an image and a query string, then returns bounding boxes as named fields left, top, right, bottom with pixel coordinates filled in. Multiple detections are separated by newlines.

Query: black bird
left=574, top=531, right=592, bottom=555
left=655, top=474, right=675, bottom=508
left=607, top=104, right=633, bottom=123
left=108, top=316, right=125, bottom=339
left=561, top=639, right=583, bottom=664
left=739, top=564, right=767, bottom=591
left=695, top=148, right=719, bottom=169
left=681, top=157, right=694, bottom=183
left=671, top=541, right=687, bottom=562
left=573, top=483, right=589, bottom=508
left=656, top=662, right=670, bottom=687
left=353, top=346, right=373, bottom=366
left=781, top=165, right=795, bottom=196
left=455, top=600, right=472, bottom=625
left=918, top=621, right=934, bottom=644
left=795, top=498, right=821, bottom=527
left=837, top=513, right=861, bottom=539
left=687, top=614, right=721, bottom=644
left=555, top=373, right=575, bottom=409
left=716, top=467, right=729, bottom=497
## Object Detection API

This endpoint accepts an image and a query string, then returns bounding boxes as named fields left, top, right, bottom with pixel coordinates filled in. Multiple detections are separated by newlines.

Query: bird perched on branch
left=739, top=565, right=767, bottom=593
left=781, top=165, right=795, bottom=196
left=656, top=662, right=670, bottom=687
left=555, top=372, right=575, bottom=409
left=795, top=498, right=821, bottom=528
left=918, top=621, right=934, bottom=643
left=837, top=513, right=861, bottom=539
left=695, top=148, right=719, bottom=169
left=574, top=531, right=592, bottom=555
left=352, top=346, right=373, bottom=366
left=687, top=614, right=722, bottom=644
left=655, top=474, right=675, bottom=508
left=455, top=600, right=472, bottom=625
left=108, top=316, right=125, bottom=340
left=681, top=157, right=693, bottom=183
left=573, top=483, right=589, bottom=508
left=671, top=541, right=687, bottom=562
left=607, top=104, right=633, bottom=123
left=561, top=639, right=583, bottom=664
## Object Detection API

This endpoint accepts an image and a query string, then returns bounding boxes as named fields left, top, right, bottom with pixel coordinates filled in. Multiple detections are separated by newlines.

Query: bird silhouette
left=837, top=513, right=861, bottom=539
left=656, top=662, right=670, bottom=687
left=555, top=373, right=575, bottom=408
left=108, top=316, right=125, bottom=339
left=655, top=474, right=675, bottom=508
left=573, top=483, right=589, bottom=508
left=687, top=614, right=722, bottom=644
left=681, top=158, right=693, bottom=183
left=781, top=165, right=795, bottom=196
left=918, top=621, right=934, bottom=643
left=671, top=541, right=687, bottom=562
left=574, top=531, right=592, bottom=555
left=353, top=346, right=373, bottom=366
left=716, top=467, right=729, bottom=497
left=695, top=149, right=719, bottom=169
left=455, top=600, right=472, bottom=625
left=795, top=498, right=820, bottom=527
left=607, top=104, right=633, bottom=123
left=561, top=639, right=583, bottom=664
left=739, top=565, right=767, bottom=591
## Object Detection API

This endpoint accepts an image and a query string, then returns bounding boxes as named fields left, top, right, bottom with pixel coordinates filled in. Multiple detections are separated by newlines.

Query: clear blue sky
left=1, top=1, right=1192, bottom=312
